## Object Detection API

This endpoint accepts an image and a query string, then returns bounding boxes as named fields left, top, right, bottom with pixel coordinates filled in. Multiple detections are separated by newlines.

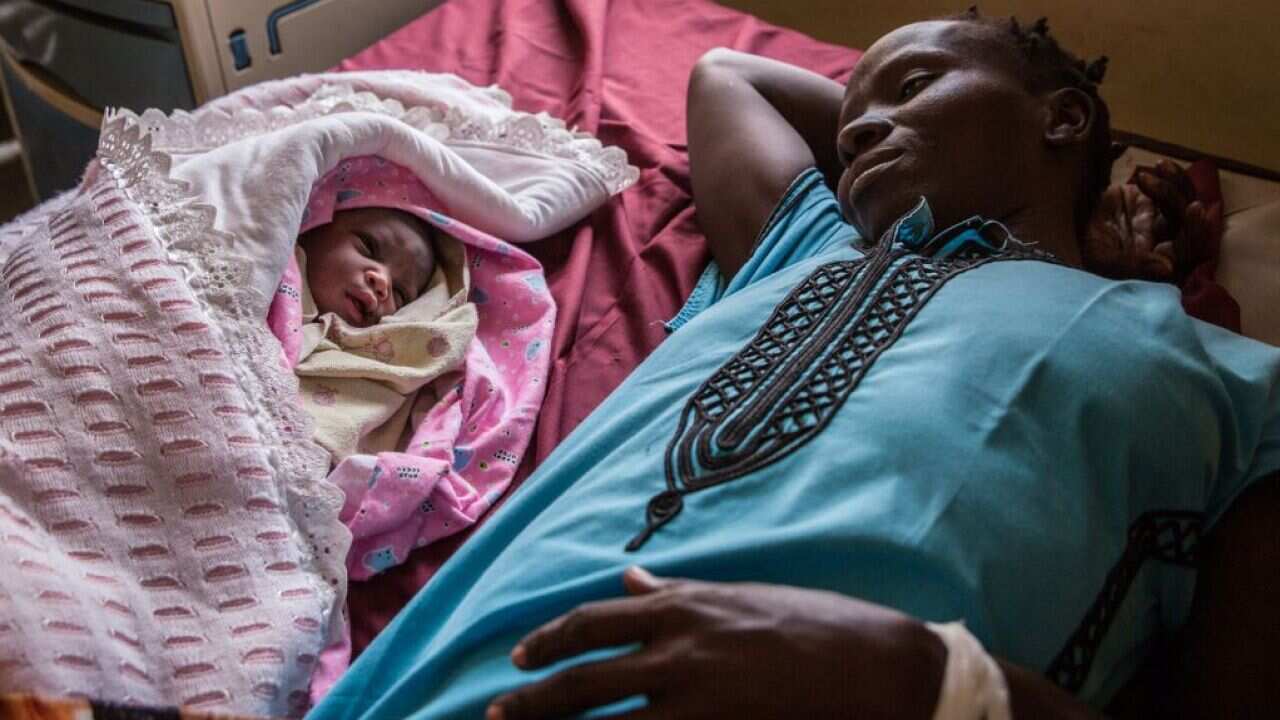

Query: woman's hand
left=1081, top=159, right=1213, bottom=283
left=486, top=567, right=945, bottom=720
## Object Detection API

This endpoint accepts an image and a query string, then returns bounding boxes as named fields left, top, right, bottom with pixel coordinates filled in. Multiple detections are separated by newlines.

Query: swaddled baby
left=295, top=206, right=478, bottom=463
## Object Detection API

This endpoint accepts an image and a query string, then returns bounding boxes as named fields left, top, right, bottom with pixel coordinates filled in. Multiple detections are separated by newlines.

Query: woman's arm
left=687, top=49, right=845, bottom=281
left=487, top=568, right=1102, bottom=720
left=485, top=472, right=1280, bottom=719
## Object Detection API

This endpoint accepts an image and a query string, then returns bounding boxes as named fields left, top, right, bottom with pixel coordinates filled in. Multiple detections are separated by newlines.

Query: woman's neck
left=999, top=203, right=1083, bottom=267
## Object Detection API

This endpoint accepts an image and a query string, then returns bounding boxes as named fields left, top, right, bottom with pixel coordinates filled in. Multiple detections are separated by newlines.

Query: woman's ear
left=1043, top=87, right=1094, bottom=147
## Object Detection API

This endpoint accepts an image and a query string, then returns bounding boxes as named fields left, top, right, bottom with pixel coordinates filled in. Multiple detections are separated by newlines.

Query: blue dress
left=311, top=170, right=1280, bottom=718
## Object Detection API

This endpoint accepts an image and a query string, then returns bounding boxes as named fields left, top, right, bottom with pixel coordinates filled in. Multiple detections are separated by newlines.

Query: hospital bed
left=1, top=0, right=1277, bottom=716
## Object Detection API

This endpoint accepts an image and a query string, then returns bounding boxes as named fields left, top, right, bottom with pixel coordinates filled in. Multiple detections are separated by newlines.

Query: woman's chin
left=858, top=193, right=929, bottom=242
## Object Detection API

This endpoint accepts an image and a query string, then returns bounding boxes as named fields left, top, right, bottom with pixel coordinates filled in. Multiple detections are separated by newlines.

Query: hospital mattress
left=333, top=0, right=862, bottom=658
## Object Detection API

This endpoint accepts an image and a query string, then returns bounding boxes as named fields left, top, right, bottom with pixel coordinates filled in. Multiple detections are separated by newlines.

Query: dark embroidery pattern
left=626, top=242, right=1022, bottom=550
left=1046, top=510, right=1203, bottom=693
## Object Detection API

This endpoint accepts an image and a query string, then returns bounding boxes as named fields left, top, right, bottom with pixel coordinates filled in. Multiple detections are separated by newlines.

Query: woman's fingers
left=1125, top=184, right=1158, bottom=252
left=489, top=653, right=658, bottom=720
left=514, top=595, right=661, bottom=669
left=496, top=570, right=697, bottom=718
left=1143, top=241, right=1177, bottom=279
left=623, top=566, right=678, bottom=595
left=1135, top=168, right=1190, bottom=230
left=1153, top=158, right=1196, bottom=206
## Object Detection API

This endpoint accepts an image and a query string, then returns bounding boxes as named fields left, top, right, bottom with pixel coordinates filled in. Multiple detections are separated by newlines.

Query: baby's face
left=300, top=208, right=436, bottom=327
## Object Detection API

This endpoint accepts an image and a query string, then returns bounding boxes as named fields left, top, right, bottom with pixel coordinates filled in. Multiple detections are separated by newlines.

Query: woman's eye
left=899, top=75, right=933, bottom=101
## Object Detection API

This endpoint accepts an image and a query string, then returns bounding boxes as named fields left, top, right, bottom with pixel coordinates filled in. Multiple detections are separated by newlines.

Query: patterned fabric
left=0, top=693, right=263, bottom=720
left=273, top=159, right=557, bottom=698
left=268, top=155, right=555, bottom=586
left=311, top=170, right=1280, bottom=719
left=0, top=134, right=345, bottom=717
left=1046, top=511, right=1203, bottom=692
left=634, top=222, right=1031, bottom=549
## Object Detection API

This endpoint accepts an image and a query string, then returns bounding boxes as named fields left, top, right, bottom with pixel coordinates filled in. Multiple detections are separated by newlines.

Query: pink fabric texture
left=0, top=154, right=343, bottom=719
left=266, top=156, right=554, bottom=697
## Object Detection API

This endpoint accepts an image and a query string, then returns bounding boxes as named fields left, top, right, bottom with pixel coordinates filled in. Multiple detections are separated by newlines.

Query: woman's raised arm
left=686, top=49, right=845, bottom=281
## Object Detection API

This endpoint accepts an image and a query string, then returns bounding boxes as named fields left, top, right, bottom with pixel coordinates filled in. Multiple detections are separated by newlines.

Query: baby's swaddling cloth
left=294, top=239, right=477, bottom=463
left=272, top=153, right=561, bottom=703
left=269, top=152, right=560, bottom=591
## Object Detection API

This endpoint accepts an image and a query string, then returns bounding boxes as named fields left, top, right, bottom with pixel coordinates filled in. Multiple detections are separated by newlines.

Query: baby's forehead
left=392, top=213, right=438, bottom=287
left=357, top=205, right=432, bottom=240
left=345, top=207, right=438, bottom=289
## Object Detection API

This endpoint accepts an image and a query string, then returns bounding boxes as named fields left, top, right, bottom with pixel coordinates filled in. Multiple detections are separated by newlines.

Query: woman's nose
left=837, top=116, right=893, bottom=165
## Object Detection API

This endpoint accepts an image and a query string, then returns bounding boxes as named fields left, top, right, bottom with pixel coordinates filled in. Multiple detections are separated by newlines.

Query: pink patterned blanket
left=274, top=156, right=554, bottom=584
left=269, top=157, right=558, bottom=697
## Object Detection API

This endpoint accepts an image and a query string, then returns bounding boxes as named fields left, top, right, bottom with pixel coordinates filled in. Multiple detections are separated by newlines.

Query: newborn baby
left=293, top=205, right=478, bottom=464
left=299, top=207, right=438, bottom=326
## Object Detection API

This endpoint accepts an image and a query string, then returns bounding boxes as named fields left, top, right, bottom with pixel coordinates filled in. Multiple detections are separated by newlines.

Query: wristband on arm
left=925, top=621, right=1012, bottom=720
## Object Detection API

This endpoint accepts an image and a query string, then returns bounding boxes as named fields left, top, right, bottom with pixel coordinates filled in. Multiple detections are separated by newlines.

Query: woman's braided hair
left=954, top=7, right=1119, bottom=230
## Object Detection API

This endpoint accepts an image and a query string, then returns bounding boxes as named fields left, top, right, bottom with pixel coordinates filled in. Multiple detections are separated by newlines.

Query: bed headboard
left=718, top=0, right=1280, bottom=177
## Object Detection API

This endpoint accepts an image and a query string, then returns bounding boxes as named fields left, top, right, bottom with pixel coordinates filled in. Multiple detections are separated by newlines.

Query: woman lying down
left=0, top=72, right=635, bottom=716
left=310, top=11, right=1280, bottom=720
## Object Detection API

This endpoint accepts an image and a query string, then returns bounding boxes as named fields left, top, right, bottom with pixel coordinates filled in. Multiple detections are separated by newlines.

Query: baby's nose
left=365, top=268, right=390, bottom=299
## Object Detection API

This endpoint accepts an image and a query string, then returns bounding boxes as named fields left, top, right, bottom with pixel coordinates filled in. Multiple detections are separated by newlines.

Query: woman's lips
left=848, top=154, right=901, bottom=200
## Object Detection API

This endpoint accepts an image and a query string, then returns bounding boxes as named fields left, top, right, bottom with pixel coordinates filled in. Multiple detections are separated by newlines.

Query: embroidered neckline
left=628, top=240, right=1047, bottom=551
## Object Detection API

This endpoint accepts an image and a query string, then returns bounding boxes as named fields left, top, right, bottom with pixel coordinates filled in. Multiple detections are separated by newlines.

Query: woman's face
left=300, top=208, right=436, bottom=327
left=836, top=20, right=1052, bottom=242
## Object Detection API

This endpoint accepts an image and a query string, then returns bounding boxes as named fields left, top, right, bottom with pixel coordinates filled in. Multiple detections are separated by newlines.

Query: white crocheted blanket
left=0, top=71, right=636, bottom=717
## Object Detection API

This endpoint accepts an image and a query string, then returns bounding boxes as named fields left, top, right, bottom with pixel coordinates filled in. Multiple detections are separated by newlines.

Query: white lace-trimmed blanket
left=0, top=71, right=636, bottom=716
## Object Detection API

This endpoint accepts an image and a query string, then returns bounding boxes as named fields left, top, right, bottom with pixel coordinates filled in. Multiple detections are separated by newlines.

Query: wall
left=719, top=0, right=1280, bottom=173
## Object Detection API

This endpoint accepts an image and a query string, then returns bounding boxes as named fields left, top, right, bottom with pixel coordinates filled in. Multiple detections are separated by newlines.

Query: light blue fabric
left=312, top=170, right=1280, bottom=719
left=665, top=169, right=858, bottom=331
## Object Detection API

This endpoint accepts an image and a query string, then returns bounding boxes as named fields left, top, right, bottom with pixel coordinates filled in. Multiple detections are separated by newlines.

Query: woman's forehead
left=843, top=20, right=1021, bottom=103
left=864, top=21, right=954, bottom=61
left=851, top=20, right=998, bottom=82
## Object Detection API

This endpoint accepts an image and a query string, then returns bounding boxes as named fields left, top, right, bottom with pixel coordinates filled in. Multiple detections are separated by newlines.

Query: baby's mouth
left=346, top=288, right=377, bottom=324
